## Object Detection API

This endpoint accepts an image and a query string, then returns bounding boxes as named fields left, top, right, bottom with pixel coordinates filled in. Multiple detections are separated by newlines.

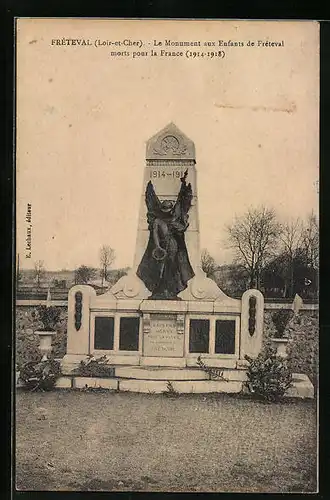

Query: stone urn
left=34, top=305, right=61, bottom=361
left=35, top=330, right=56, bottom=361
left=270, top=309, right=294, bottom=358
left=269, top=337, right=290, bottom=358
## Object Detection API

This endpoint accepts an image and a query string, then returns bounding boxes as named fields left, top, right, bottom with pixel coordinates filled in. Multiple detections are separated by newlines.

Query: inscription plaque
left=143, top=314, right=184, bottom=357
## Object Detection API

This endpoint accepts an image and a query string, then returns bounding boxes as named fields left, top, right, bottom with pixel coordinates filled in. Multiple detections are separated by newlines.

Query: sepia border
left=4, top=8, right=330, bottom=500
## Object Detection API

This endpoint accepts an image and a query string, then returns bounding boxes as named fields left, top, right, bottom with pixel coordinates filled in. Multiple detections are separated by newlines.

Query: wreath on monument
left=152, top=246, right=167, bottom=261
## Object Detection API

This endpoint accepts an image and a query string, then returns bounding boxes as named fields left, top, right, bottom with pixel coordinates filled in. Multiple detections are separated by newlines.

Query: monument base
left=52, top=360, right=315, bottom=398
left=58, top=356, right=314, bottom=398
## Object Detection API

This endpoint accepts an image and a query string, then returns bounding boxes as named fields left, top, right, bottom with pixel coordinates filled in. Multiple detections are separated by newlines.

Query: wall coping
left=264, top=303, right=318, bottom=311
left=16, top=299, right=318, bottom=311
left=16, top=300, right=68, bottom=306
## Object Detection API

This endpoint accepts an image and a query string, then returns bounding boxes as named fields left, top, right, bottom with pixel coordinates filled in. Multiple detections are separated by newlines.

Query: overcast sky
left=16, top=19, right=319, bottom=271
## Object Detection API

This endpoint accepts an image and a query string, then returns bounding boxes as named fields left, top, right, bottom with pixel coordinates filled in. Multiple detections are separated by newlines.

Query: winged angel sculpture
left=137, top=169, right=195, bottom=299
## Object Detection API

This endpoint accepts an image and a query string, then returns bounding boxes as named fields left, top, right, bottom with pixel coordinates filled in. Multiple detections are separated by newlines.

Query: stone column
left=240, top=289, right=264, bottom=360
left=66, top=285, right=96, bottom=355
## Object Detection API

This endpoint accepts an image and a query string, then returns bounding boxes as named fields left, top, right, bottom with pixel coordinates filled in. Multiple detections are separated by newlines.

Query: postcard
left=15, top=18, right=319, bottom=493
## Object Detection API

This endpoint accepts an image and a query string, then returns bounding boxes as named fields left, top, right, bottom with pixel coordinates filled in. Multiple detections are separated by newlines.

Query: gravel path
left=15, top=390, right=317, bottom=492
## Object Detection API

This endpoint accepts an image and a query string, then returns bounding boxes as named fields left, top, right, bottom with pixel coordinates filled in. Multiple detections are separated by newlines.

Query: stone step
left=115, top=366, right=207, bottom=380
left=16, top=372, right=313, bottom=398
left=52, top=375, right=242, bottom=393
left=73, top=377, right=119, bottom=390
left=114, top=365, right=247, bottom=382
left=118, top=378, right=243, bottom=394
left=287, top=374, right=314, bottom=398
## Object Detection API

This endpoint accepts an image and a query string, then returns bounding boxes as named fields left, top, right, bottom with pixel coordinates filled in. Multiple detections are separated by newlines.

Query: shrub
left=244, top=348, right=293, bottom=402
left=36, top=305, right=61, bottom=331
left=19, top=359, right=61, bottom=391
left=51, top=329, right=67, bottom=359
left=271, top=309, right=294, bottom=338
left=73, top=355, right=115, bottom=378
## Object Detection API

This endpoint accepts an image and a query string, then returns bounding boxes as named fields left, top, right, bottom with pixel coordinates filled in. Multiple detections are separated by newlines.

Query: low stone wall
left=15, top=304, right=319, bottom=388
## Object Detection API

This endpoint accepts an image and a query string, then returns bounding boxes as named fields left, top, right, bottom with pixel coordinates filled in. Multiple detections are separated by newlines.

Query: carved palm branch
left=174, top=181, right=193, bottom=218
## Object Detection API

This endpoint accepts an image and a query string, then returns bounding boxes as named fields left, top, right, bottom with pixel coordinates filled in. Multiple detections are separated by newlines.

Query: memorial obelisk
left=133, top=123, right=201, bottom=292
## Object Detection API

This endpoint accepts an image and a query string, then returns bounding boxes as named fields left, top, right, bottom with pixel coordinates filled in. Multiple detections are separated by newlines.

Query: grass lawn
left=15, top=390, right=317, bottom=493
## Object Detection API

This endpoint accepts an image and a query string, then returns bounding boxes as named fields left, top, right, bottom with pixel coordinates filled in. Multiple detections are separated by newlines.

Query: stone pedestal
left=270, top=338, right=290, bottom=358
left=139, top=299, right=186, bottom=366
left=143, top=314, right=184, bottom=358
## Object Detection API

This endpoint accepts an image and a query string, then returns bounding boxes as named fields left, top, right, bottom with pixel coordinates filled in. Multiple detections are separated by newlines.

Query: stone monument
left=61, top=123, right=266, bottom=388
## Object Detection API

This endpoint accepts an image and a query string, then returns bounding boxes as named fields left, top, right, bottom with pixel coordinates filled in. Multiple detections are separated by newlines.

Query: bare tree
left=99, top=245, right=116, bottom=286
left=33, top=260, right=46, bottom=290
left=279, top=218, right=303, bottom=297
left=200, top=249, right=217, bottom=278
left=74, top=265, right=97, bottom=285
left=214, top=264, right=249, bottom=297
left=226, top=206, right=281, bottom=289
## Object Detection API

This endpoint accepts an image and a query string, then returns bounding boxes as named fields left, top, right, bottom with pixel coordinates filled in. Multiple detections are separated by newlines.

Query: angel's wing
left=145, top=181, right=161, bottom=213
